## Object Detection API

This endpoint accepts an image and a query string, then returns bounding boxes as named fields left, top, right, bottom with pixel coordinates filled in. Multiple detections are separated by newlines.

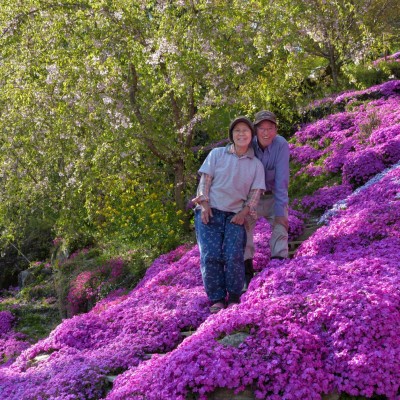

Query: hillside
left=0, top=80, right=399, bottom=399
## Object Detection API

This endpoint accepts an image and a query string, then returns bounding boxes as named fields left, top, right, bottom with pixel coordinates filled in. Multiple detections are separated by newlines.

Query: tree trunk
left=173, top=158, right=192, bottom=231
left=328, top=43, right=339, bottom=88
left=174, top=158, right=186, bottom=213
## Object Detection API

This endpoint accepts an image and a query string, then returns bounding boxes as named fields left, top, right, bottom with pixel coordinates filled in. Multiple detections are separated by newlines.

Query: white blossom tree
left=0, top=0, right=398, bottom=249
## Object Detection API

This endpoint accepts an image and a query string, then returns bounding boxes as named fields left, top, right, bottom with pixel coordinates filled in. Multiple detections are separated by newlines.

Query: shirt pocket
left=266, top=169, right=275, bottom=181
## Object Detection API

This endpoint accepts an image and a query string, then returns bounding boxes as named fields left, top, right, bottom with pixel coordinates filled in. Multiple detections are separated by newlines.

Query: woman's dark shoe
left=209, top=299, right=226, bottom=314
left=227, top=292, right=240, bottom=308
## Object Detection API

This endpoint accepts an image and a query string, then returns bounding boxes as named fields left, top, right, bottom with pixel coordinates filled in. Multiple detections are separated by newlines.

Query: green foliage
left=289, top=163, right=341, bottom=201
left=342, top=63, right=391, bottom=89
left=0, top=286, right=60, bottom=342
left=0, top=0, right=264, bottom=252
left=386, top=61, right=400, bottom=78
left=14, top=302, right=60, bottom=342
left=85, top=174, right=188, bottom=254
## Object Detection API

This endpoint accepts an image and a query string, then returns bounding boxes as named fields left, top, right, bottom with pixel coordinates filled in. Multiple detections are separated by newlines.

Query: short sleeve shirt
left=198, top=144, right=266, bottom=213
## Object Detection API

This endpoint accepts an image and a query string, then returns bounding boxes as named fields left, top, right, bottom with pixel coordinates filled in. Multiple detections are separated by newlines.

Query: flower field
left=0, top=80, right=399, bottom=399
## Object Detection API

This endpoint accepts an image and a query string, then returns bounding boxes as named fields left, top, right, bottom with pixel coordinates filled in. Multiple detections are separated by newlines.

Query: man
left=243, top=110, right=290, bottom=289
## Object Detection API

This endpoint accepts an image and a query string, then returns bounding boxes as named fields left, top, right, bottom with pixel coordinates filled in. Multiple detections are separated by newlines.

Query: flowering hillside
left=290, top=80, right=400, bottom=215
left=0, top=80, right=399, bottom=399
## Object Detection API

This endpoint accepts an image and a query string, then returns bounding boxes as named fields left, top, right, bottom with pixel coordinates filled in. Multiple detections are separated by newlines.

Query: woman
left=193, top=116, right=265, bottom=313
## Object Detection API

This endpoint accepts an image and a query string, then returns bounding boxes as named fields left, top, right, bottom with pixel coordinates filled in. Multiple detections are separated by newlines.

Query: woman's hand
left=200, top=201, right=213, bottom=224
left=231, top=206, right=250, bottom=225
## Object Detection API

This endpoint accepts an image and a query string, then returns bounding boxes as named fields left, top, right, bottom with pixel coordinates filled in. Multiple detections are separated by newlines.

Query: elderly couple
left=193, top=111, right=290, bottom=314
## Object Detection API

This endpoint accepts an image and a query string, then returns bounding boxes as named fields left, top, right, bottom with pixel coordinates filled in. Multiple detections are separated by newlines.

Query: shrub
left=342, top=148, right=386, bottom=188
left=343, top=63, right=389, bottom=89
left=0, top=311, right=14, bottom=335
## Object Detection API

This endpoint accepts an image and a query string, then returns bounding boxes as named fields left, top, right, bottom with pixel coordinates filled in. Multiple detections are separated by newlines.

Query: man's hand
left=200, top=201, right=213, bottom=224
left=231, top=206, right=250, bottom=225
left=274, top=216, right=289, bottom=231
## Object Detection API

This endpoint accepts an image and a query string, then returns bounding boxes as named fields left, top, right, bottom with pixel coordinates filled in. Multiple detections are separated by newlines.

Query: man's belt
left=261, top=190, right=273, bottom=196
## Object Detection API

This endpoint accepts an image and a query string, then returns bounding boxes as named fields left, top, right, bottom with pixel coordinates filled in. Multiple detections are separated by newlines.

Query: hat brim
left=229, top=117, right=255, bottom=141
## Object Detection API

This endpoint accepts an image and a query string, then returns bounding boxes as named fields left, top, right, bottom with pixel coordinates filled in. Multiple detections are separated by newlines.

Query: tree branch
left=128, top=63, right=170, bottom=163
left=159, top=62, right=182, bottom=131
left=9, top=148, right=39, bottom=184
left=1, top=3, right=90, bottom=39
left=184, top=83, right=197, bottom=148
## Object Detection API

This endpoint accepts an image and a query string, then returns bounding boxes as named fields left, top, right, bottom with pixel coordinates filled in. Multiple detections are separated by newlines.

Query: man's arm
left=274, top=141, right=290, bottom=228
left=231, top=188, right=263, bottom=225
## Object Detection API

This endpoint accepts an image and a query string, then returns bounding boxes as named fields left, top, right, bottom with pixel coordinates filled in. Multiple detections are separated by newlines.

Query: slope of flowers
left=306, top=79, right=400, bottom=115
left=297, top=162, right=400, bottom=257
left=2, top=165, right=394, bottom=399
left=0, top=244, right=210, bottom=399
left=373, top=51, right=400, bottom=66
left=291, top=80, right=400, bottom=213
left=105, top=165, right=400, bottom=399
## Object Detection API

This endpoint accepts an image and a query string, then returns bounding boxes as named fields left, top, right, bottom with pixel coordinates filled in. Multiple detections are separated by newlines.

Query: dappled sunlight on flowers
left=292, top=82, right=400, bottom=192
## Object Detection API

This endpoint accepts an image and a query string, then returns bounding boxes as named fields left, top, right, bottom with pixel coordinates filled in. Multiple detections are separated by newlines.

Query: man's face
left=256, top=120, right=277, bottom=149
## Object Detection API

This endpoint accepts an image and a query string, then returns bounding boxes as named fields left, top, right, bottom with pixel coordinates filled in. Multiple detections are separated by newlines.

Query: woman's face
left=232, top=122, right=252, bottom=148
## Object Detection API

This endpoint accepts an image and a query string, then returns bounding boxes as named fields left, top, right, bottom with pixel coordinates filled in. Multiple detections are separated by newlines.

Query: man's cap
left=228, top=116, right=255, bottom=142
left=254, top=110, right=277, bottom=126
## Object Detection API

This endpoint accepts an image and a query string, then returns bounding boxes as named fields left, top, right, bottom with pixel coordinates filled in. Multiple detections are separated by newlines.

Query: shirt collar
left=253, top=135, right=276, bottom=152
left=226, top=143, right=255, bottom=158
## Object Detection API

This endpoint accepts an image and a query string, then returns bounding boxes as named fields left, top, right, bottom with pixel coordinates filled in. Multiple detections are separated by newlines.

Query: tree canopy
left=0, top=0, right=398, bottom=253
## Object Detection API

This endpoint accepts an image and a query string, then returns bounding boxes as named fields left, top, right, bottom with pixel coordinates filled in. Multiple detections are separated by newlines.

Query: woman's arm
left=192, top=173, right=213, bottom=224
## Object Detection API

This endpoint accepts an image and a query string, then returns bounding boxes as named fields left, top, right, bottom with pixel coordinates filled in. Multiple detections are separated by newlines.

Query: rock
left=143, top=353, right=167, bottom=360
left=41, top=267, right=53, bottom=276
left=27, top=353, right=51, bottom=368
left=33, top=354, right=51, bottom=363
left=181, top=330, right=195, bottom=338
left=51, top=245, right=69, bottom=265
left=18, top=270, right=34, bottom=288
left=217, top=332, right=250, bottom=348
left=207, top=387, right=254, bottom=400
left=321, top=392, right=340, bottom=400
left=105, top=375, right=118, bottom=383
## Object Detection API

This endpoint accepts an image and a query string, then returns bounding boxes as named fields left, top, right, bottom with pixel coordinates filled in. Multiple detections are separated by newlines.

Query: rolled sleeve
left=192, top=173, right=212, bottom=204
